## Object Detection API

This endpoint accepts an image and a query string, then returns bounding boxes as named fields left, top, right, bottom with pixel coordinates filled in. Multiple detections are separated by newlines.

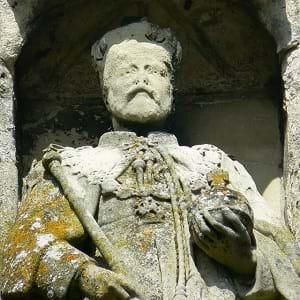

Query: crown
left=91, top=21, right=182, bottom=74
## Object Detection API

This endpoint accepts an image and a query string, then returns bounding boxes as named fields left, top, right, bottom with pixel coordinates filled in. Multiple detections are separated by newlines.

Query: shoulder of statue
left=167, top=144, right=225, bottom=192
left=183, top=144, right=255, bottom=195
left=190, top=143, right=249, bottom=189
left=52, top=143, right=123, bottom=185
left=24, top=142, right=124, bottom=196
left=191, top=143, right=250, bottom=176
left=21, top=144, right=68, bottom=202
left=22, top=144, right=86, bottom=200
left=191, top=143, right=225, bottom=163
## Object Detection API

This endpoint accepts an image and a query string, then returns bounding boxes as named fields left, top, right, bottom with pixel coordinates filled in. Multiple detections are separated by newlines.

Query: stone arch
left=1, top=0, right=300, bottom=272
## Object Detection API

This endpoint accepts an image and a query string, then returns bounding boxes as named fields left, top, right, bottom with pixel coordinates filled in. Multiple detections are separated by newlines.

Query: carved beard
left=106, top=89, right=172, bottom=124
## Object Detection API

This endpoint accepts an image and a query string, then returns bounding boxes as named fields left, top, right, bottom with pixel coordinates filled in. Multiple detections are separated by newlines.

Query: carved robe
left=2, top=131, right=300, bottom=300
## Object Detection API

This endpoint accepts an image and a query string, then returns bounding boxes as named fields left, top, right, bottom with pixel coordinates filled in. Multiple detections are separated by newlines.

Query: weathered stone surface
left=3, top=130, right=300, bottom=299
left=0, top=68, right=16, bottom=163
left=253, top=0, right=300, bottom=242
left=253, top=0, right=300, bottom=243
left=2, top=21, right=300, bottom=300
left=282, top=47, right=300, bottom=241
left=1, top=0, right=300, bottom=299
left=14, top=1, right=283, bottom=206
left=0, top=0, right=24, bottom=72
left=95, top=23, right=178, bottom=126
left=0, top=162, right=18, bottom=278
left=0, top=64, right=18, bottom=285
left=251, top=0, right=298, bottom=53
left=0, top=0, right=298, bottom=236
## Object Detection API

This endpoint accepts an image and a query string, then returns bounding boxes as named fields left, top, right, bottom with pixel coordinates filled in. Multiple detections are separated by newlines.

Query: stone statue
left=1, top=21, right=300, bottom=300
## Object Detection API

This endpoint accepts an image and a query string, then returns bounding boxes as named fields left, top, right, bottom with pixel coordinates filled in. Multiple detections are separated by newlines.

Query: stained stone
left=1, top=2, right=300, bottom=300
left=0, top=64, right=18, bottom=279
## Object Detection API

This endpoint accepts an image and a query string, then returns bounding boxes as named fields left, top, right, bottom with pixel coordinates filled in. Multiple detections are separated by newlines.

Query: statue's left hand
left=190, top=208, right=256, bottom=277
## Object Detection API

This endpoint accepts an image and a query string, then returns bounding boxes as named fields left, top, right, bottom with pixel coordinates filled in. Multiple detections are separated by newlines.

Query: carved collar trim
left=98, top=131, right=178, bottom=147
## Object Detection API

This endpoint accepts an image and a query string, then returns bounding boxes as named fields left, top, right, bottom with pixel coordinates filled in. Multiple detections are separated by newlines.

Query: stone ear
left=91, top=38, right=108, bottom=70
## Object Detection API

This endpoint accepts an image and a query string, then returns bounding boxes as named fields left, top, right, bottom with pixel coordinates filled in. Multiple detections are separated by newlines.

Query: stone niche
left=16, top=0, right=282, bottom=216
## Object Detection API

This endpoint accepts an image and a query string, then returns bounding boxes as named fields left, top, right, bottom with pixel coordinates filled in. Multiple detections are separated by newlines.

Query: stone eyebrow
left=163, top=61, right=173, bottom=73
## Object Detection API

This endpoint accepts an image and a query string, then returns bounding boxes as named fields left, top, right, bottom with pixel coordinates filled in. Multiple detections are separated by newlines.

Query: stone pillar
left=280, top=0, right=300, bottom=241
left=0, top=0, right=23, bottom=286
left=252, top=0, right=300, bottom=240
left=0, top=64, right=18, bottom=277
left=282, top=47, right=300, bottom=241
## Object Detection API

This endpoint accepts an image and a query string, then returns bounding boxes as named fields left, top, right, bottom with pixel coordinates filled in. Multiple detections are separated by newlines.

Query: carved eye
left=148, top=66, right=158, bottom=75
left=160, top=70, right=167, bottom=77
left=145, top=65, right=151, bottom=72
left=124, top=67, right=135, bottom=75
left=125, top=65, right=138, bottom=75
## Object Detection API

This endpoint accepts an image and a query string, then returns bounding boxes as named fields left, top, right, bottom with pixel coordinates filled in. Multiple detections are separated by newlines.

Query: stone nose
left=135, top=71, right=149, bottom=85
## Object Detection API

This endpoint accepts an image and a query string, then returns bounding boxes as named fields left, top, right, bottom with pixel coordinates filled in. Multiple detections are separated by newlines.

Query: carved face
left=102, top=41, right=173, bottom=124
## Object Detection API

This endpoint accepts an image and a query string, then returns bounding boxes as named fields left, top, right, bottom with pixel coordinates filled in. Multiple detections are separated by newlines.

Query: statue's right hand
left=77, top=263, right=140, bottom=300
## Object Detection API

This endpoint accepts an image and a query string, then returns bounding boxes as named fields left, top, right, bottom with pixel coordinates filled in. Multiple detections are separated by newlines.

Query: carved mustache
left=126, top=84, right=159, bottom=103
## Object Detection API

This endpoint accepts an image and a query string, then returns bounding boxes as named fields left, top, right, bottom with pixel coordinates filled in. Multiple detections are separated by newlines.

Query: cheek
left=158, top=80, right=172, bottom=97
left=159, top=85, right=173, bottom=110
left=106, top=78, right=122, bottom=98
left=106, top=86, right=128, bottom=111
left=113, top=77, right=133, bottom=94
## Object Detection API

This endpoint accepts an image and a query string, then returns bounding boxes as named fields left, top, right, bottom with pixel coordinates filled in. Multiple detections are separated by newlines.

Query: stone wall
left=252, top=0, right=300, bottom=240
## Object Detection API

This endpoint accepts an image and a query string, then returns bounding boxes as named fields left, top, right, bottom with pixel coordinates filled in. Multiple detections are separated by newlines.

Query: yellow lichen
left=37, top=263, right=50, bottom=278
left=64, top=254, right=79, bottom=261
left=2, top=175, right=86, bottom=294
left=140, top=229, right=154, bottom=253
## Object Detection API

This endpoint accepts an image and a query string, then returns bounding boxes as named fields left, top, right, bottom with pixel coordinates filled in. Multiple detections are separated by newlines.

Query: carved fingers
left=202, top=209, right=234, bottom=237
left=192, top=208, right=251, bottom=246
left=77, top=263, right=140, bottom=300
left=221, top=208, right=251, bottom=246
left=108, top=274, right=139, bottom=300
left=190, top=207, right=256, bottom=276
left=190, top=212, right=218, bottom=251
